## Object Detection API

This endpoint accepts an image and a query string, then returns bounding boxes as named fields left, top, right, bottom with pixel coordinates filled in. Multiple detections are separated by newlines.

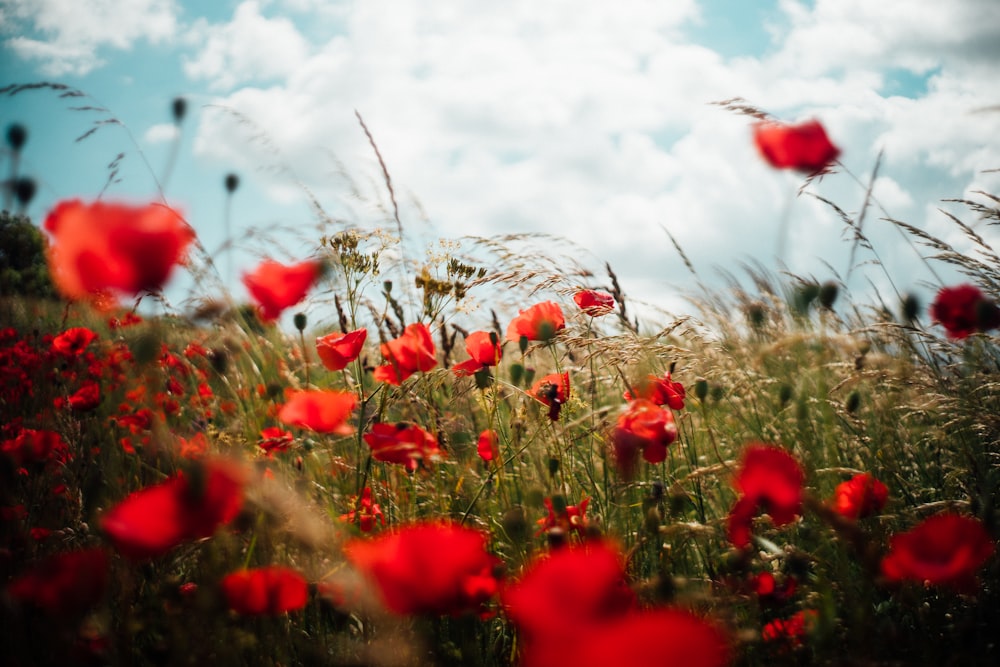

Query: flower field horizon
left=2, top=91, right=1000, bottom=666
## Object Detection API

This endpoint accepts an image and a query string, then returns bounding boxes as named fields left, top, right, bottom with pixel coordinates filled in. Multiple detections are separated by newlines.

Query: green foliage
left=0, top=210, right=57, bottom=300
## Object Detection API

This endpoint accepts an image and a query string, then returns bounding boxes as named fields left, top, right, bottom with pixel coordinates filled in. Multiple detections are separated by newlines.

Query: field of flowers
left=2, top=103, right=999, bottom=666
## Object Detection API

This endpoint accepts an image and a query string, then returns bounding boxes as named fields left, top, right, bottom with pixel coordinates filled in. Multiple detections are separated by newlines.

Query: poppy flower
left=345, top=521, right=500, bottom=615
left=6, top=548, right=109, bottom=618
left=624, top=372, right=685, bottom=410
left=752, top=571, right=797, bottom=606
left=832, top=473, right=888, bottom=520
left=101, top=459, right=245, bottom=560
left=220, top=566, right=309, bottom=615
left=476, top=429, right=499, bottom=462
left=452, top=330, right=503, bottom=377
left=67, top=380, right=101, bottom=411
left=363, top=422, right=442, bottom=472
left=503, top=541, right=635, bottom=653
left=316, top=328, right=367, bottom=371
left=529, top=371, right=570, bottom=421
left=1, top=428, right=69, bottom=466
left=562, top=609, right=732, bottom=667
left=929, top=284, right=1000, bottom=340
left=573, top=290, right=615, bottom=317
left=536, top=496, right=589, bottom=537
left=43, top=199, right=195, bottom=302
left=762, top=609, right=818, bottom=648
left=340, top=486, right=385, bottom=533
left=278, top=390, right=357, bottom=434
left=258, top=427, right=294, bottom=455
left=51, top=327, right=98, bottom=356
left=372, top=322, right=437, bottom=385
left=752, top=120, right=841, bottom=173
left=612, top=399, right=678, bottom=479
left=881, top=513, right=994, bottom=590
left=506, top=301, right=566, bottom=343
left=727, top=444, right=804, bottom=549
left=242, top=259, right=321, bottom=322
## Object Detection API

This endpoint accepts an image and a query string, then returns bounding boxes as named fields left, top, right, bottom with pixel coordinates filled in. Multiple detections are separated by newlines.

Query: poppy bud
left=518, top=334, right=529, bottom=355
left=745, top=302, right=767, bottom=329
left=523, top=367, right=536, bottom=388
left=383, top=280, right=392, bottom=294
left=900, top=293, right=920, bottom=322
left=224, top=173, right=240, bottom=194
left=172, top=97, right=187, bottom=125
left=474, top=367, right=493, bottom=390
left=819, top=281, right=839, bottom=310
left=845, top=390, right=861, bottom=414
left=778, top=383, right=793, bottom=407
left=6, top=123, right=27, bottom=151
left=293, top=312, right=307, bottom=332
left=644, top=507, right=662, bottom=535
left=501, top=506, right=529, bottom=544
left=14, top=178, right=36, bottom=207
left=509, top=362, right=524, bottom=386
left=547, top=457, right=560, bottom=478
left=694, top=378, right=709, bottom=402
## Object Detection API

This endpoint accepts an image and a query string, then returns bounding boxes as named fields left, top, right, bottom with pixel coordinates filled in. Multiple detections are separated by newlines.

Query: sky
left=2, top=0, right=1000, bottom=328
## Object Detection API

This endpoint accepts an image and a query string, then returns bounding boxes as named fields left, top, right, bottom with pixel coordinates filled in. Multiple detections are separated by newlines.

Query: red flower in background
left=316, top=328, right=367, bottom=371
left=6, top=548, right=109, bottom=618
left=612, top=399, right=678, bottom=479
left=220, top=566, right=309, bottom=616
left=258, top=427, right=294, bottom=456
left=624, top=372, right=685, bottom=410
left=881, top=513, right=994, bottom=590
left=506, top=301, right=566, bottom=343
left=346, top=521, right=500, bottom=615
left=340, top=486, right=385, bottom=533
left=43, top=200, right=194, bottom=302
left=477, top=429, right=499, bottom=462
left=727, top=444, right=804, bottom=549
left=278, top=390, right=357, bottom=434
left=101, top=459, right=245, bottom=560
left=452, top=331, right=503, bottom=377
left=363, top=422, right=442, bottom=472
left=753, top=120, right=841, bottom=173
left=832, top=473, right=888, bottom=520
left=930, top=284, right=1000, bottom=340
left=373, top=323, right=437, bottom=385
left=536, top=496, right=589, bottom=537
left=67, top=380, right=101, bottom=411
left=242, top=259, right=321, bottom=322
left=573, top=289, right=615, bottom=317
left=52, top=327, right=98, bottom=356
left=762, top=609, right=817, bottom=648
left=1, top=428, right=69, bottom=466
left=530, top=371, right=570, bottom=421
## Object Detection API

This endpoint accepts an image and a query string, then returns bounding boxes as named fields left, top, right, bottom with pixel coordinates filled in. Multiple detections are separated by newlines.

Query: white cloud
left=1, top=0, right=179, bottom=76
left=144, top=122, right=179, bottom=144
left=183, top=1, right=311, bottom=90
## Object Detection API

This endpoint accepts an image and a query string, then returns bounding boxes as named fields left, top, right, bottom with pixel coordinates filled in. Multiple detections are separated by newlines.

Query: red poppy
left=278, top=390, right=357, bottom=434
left=363, top=422, right=442, bottom=472
left=563, top=609, right=731, bottom=667
left=529, top=371, right=570, bottom=421
left=345, top=521, right=500, bottom=615
left=178, top=432, right=209, bottom=460
left=752, top=571, right=797, bottom=606
left=258, top=427, right=294, bottom=455
left=506, top=301, right=566, bottom=343
left=1, top=428, right=69, bottom=466
left=452, top=330, right=503, bottom=377
left=832, top=473, right=888, bottom=520
left=316, top=328, right=367, bottom=371
left=762, top=609, right=817, bottom=648
left=612, top=399, right=678, bottom=478
left=220, top=566, right=309, bottom=615
left=101, top=459, right=245, bottom=560
left=242, top=259, right=321, bottom=322
left=573, top=289, right=615, bottom=317
left=624, top=372, right=685, bottom=410
left=753, top=120, right=841, bottom=173
left=476, top=429, right=499, bottom=462
left=503, top=541, right=635, bottom=653
left=929, top=284, right=1000, bottom=340
left=727, top=444, right=804, bottom=549
left=536, top=496, right=589, bottom=537
left=6, top=548, right=109, bottom=618
left=372, top=323, right=437, bottom=385
left=340, top=486, right=385, bottom=533
left=881, top=513, right=994, bottom=590
left=68, top=380, right=101, bottom=411
left=52, top=327, right=98, bottom=356
left=43, top=200, right=194, bottom=302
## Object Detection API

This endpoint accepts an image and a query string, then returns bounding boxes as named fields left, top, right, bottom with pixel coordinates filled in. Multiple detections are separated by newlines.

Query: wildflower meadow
left=2, top=88, right=1000, bottom=666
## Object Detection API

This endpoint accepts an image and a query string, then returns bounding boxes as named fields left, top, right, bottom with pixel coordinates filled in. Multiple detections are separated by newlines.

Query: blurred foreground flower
left=221, top=566, right=309, bottom=616
left=242, top=259, right=321, bottom=322
left=753, top=120, right=840, bottom=173
left=881, top=513, right=994, bottom=590
left=278, top=390, right=357, bottom=434
left=832, top=473, right=888, bottom=520
left=101, top=459, right=245, bottom=560
left=363, top=421, right=442, bottom=471
left=727, top=444, right=804, bottom=548
left=929, top=283, right=1000, bottom=340
left=316, top=328, right=367, bottom=371
left=346, top=521, right=500, bottom=615
left=373, top=322, right=437, bottom=385
left=43, top=199, right=194, bottom=303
